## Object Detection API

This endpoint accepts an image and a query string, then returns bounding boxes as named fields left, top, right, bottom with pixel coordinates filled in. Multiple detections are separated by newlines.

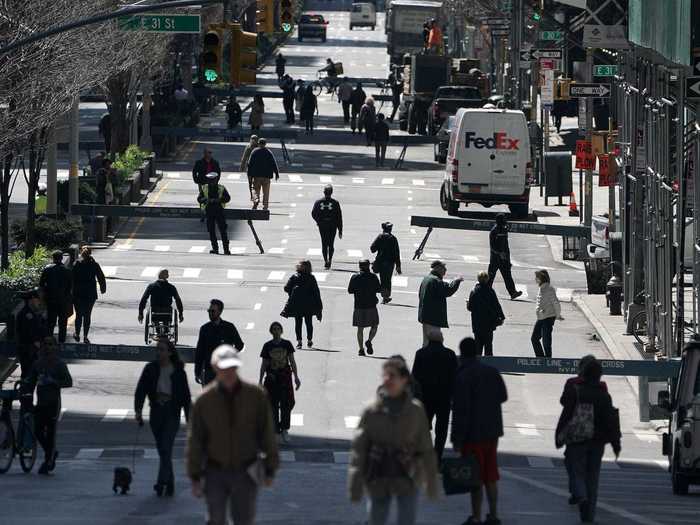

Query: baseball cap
left=211, top=345, right=242, bottom=370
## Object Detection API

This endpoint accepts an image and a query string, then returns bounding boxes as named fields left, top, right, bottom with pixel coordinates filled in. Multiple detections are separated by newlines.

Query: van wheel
left=509, top=203, right=529, bottom=219
left=672, top=450, right=690, bottom=495
left=441, top=187, right=458, bottom=215
left=440, top=186, right=448, bottom=211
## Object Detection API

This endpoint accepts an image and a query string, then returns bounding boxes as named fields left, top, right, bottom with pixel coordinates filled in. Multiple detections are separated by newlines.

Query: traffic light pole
left=584, top=49, right=593, bottom=227
left=510, top=0, right=522, bottom=110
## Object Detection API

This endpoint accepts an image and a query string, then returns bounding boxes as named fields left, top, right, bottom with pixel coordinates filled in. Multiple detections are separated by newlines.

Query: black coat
left=72, top=257, right=106, bottom=303
left=489, top=224, right=510, bottom=259
left=192, top=158, right=221, bottom=185
left=411, top=342, right=458, bottom=407
left=195, top=320, right=244, bottom=379
left=348, top=271, right=380, bottom=309
left=467, top=283, right=505, bottom=332
left=350, top=88, right=366, bottom=112
left=370, top=232, right=401, bottom=271
left=135, top=360, right=192, bottom=420
left=39, top=262, right=72, bottom=309
left=451, top=358, right=508, bottom=446
left=138, top=280, right=184, bottom=315
left=284, top=272, right=322, bottom=317
left=311, top=197, right=342, bottom=232
left=374, top=121, right=390, bottom=144
left=247, top=147, right=279, bottom=179
left=15, top=303, right=47, bottom=347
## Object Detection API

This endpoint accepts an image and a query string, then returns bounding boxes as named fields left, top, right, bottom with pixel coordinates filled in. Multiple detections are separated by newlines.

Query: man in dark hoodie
left=467, top=271, right=505, bottom=356
left=488, top=214, right=522, bottom=300
left=39, top=250, right=72, bottom=343
left=311, top=185, right=343, bottom=269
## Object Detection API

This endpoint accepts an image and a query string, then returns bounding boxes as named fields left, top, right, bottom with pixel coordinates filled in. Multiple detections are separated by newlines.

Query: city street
left=2, top=7, right=697, bottom=525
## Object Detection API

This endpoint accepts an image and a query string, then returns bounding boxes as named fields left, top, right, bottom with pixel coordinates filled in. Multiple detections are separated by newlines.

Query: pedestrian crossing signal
left=279, top=0, right=295, bottom=33
left=202, top=26, right=224, bottom=84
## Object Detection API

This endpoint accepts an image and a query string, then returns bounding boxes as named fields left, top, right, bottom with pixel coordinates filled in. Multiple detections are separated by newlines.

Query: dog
left=113, top=467, right=133, bottom=495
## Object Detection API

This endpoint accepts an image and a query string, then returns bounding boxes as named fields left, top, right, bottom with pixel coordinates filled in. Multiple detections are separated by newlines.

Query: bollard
left=606, top=274, right=623, bottom=315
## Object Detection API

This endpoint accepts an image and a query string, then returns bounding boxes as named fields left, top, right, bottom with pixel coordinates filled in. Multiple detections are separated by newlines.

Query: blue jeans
left=531, top=317, right=555, bottom=357
left=368, top=491, right=417, bottom=525
left=567, top=441, right=605, bottom=521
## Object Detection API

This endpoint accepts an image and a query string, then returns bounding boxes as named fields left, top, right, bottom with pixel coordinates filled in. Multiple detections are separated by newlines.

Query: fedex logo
left=465, top=131, right=520, bottom=150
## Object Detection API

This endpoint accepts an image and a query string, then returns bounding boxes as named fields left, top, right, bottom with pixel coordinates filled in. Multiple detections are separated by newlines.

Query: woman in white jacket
left=532, top=269, right=563, bottom=357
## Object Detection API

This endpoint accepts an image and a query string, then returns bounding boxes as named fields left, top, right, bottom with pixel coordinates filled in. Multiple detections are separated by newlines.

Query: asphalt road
left=2, top=9, right=696, bottom=525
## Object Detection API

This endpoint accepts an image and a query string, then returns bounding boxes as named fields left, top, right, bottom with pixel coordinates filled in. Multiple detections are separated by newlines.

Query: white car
left=350, top=3, right=376, bottom=30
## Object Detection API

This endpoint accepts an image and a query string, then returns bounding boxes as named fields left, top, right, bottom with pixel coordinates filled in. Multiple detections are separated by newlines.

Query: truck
left=385, top=0, right=443, bottom=64
left=427, top=85, right=483, bottom=135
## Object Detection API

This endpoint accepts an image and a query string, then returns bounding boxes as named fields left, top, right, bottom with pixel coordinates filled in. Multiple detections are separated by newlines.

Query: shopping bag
left=441, top=454, right=481, bottom=495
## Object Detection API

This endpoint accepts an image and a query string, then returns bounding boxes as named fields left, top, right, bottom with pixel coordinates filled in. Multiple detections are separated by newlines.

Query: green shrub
left=80, top=180, right=97, bottom=204
left=0, top=246, right=50, bottom=322
left=113, top=145, right=148, bottom=185
left=11, top=216, right=83, bottom=249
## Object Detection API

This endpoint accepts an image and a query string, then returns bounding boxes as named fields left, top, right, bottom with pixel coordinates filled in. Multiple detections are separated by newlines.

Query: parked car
left=350, top=3, right=376, bottom=30
left=434, top=115, right=456, bottom=164
left=298, top=14, right=327, bottom=42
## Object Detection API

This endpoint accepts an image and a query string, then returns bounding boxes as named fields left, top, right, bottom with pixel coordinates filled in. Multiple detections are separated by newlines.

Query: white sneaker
left=281, top=430, right=291, bottom=444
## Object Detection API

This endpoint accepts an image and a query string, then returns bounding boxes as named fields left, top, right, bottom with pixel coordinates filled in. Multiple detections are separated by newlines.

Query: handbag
left=441, top=454, right=481, bottom=495
left=556, top=386, right=595, bottom=447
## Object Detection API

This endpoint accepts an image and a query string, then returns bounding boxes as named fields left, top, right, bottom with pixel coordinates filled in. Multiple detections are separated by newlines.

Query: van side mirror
left=657, top=390, right=671, bottom=410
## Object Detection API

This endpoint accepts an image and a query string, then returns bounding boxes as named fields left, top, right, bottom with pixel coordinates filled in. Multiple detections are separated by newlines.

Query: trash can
left=544, top=152, right=573, bottom=204
left=585, top=244, right=611, bottom=294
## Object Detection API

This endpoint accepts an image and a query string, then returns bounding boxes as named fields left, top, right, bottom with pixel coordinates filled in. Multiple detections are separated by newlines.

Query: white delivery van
left=441, top=108, right=532, bottom=218
left=350, top=3, right=377, bottom=30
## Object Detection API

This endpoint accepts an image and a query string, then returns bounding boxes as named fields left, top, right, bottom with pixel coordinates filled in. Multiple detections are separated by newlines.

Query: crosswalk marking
left=557, top=288, right=574, bottom=302
left=462, top=255, right=479, bottom=262
left=182, top=268, right=201, bottom=279
left=527, top=456, right=555, bottom=468
left=424, top=253, right=441, bottom=259
left=102, top=409, right=129, bottom=422
left=267, top=271, right=286, bottom=281
left=315, top=273, right=328, bottom=282
left=280, top=451, right=296, bottom=462
left=229, top=247, right=247, bottom=255
left=227, top=269, right=244, bottom=279
left=344, top=416, right=360, bottom=429
left=307, top=248, right=322, bottom=256
left=412, top=179, right=425, bottom=186
left=102, top=266, right=118, bottom=277
left=351, top=165, right=363, bottom=170
left=288, top=174, right=303, bottom=183
left=352, top=178, right=365, bottom=184
left=165, top=173, right=181, bottom=179
left=320, top=175, right=333, bottom=183
left=227, top=173, right=241, bottom=181
left=347, top=249, right=363, bottom=258
left=392, top=276, right=408, bottom=288
left=321, top=164, right=333, bottom=169
left=143, top=448, right=159, bottom=460
left=115, top=244, right=132, bottom=251
left=189, top=246, right=207, bottom=253
left=76, top=448, right=103, bottom=460
left=515, top=423, right=540, bottom=436
left=269, top=247, right=286, bottom=254
left=154, top=245, right=170, bottom=252
left=633, top=431, right=661, bottom=443
left=381, top=178, right=394, bottom=185
left=141, top=267, right=160, bottom=278
left=254, top=303, right=262, bottom=310
left=291, top=414, right=304, bottom=427
left=245, top=322, right=255, bottom=330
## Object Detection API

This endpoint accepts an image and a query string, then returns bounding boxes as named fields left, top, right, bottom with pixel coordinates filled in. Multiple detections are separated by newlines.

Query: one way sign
left=569, top=83, right=611, bottom=98
left=687, top=76, right=700, bottom=100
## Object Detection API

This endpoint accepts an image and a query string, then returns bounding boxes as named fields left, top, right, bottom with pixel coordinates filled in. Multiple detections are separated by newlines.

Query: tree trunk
left=107, top=70, right=131, bottom=156
left=1, top=153, right=13, bottom=270
left=24, top=131, right=46, bottom=258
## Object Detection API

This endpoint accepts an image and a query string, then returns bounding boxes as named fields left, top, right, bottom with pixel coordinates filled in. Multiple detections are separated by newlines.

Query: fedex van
left=440, top=108, right=532, bottom=218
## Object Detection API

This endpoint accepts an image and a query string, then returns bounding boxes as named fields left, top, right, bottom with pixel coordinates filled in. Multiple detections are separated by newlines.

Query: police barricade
left=71, top=205, right=270, bottom=254
left=410, top=215, right=590, bottom=260
left=0, top=342, right=194, bottom=363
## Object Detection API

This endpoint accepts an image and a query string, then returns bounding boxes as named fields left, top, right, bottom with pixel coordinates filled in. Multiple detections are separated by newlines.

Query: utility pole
left=68, top=99, right=79, bottom=211
left=584, top=48, right=593, bottom=227
left=510, top=0, right=522, bottom=109
left=46, top=127, right=57, bottom=215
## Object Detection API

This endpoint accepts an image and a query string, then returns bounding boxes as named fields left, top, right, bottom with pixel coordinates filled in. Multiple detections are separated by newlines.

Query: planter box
left=84, top=216, right=108, bottom=243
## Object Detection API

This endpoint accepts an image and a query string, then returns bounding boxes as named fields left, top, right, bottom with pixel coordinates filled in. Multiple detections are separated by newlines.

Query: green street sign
left=540, top=31, right=562, bottom=41
left=594, top=65, right=619, bottom=77
left=118, top=13, right=201, bottom=34
left=204, top=69, right=218, bottom=82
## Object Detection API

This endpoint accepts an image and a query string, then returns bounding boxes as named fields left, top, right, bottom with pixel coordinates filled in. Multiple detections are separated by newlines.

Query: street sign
left=593, top=65, right=619, bottom=77
left=528, top=49, right=562, bottom=60
left=598, top=154, right=615, bottom=186
left=575, top=140, right=595, bottom=170
left=540, top=31, right=562, bottom=41
left=570, top=83, right=611, bottom=98
left=686, top=76, right=700, bottom=100
left=118, top=13, right=201, bottom=33
left=541, top=69, right=554, bottom=106
left=519, top=50, right=531, bottom=62
left=578, top=99, right=586, bottom=136
left=539, top=59, right=555, bottom=70
left=583, top=24, right=629, bottom=49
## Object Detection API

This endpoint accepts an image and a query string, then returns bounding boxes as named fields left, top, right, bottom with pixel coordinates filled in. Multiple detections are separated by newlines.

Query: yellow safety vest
left=199, top=184, right=227, bottom=210
left=35, top=195, right=47, bottom=215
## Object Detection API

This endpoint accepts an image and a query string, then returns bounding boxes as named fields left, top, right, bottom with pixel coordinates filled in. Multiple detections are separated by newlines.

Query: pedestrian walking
left=197, top=172, right=232, bottom=254
left=370, top=222, right=401, bottom=304
left=275, top=52, right=286, bottom=79
left=226, top=97, right=242, bottom=129
left=279, top=74, right=296, bottom=124
left=99, top=111, right=111, bottom=152
left=248, top=94, right=264, bottom=132
left=338, top=77, right=353, bottom=124
left=89, top=151, right=104, bottom=177
left=39, top=250, right=72, bottom=344
left=240, top=135, right=259, bottom=202
left=95, top=158, right=115, bottom=205
left=195, top=299, right=245, bottom=386
left=349, top=356, right=439, bottom=525
left=247, top=138, right=279, bottom=210
left=15, top=288, right=46, bottom=379
left=300, top=84, right=318, bottom=135
left=418, top=260, right=463, bottom=346
left=295, top=80, right=306, bottom=122
left=192, top=148, right=221, bottom=186
left=388, top=69, right=402, bottom=122
left=258, top=322, right=301, bottom=444
left=28, top=336, right=73, bottom=475
left=359, top=96, right=377, bottom=146
left=466, top=271, right=505, bottom=356
left=555, top=356, right=621, bottom=523
left=186, top=345, right=279, bottom=525
left=488, top=214, right=523, bottom=300
left=348, top=260, right=381, bottom=356
left=71, top=246, right=106, bottom=344
left=411, top=329, right=457, bottom=461
left=451, top=337, right=508, bottom=525
left=531, top=269, right=563, bottom=358
left=135, top=339, right=192, bottom=497
left=281, top=260, right=323, bottom=349
left=311, top=184, right=343, bottom=269
left=350, top=82, right=367, bottom=133
left=373, top=113, right=389, bottom=166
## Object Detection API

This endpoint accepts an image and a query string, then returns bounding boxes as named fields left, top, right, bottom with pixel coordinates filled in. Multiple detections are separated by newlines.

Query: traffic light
left=202, top=25, right=224, bottom=83
left=279, top=0, right=295, bottom=33
left=256, top=0, right=275, bottom=34
left=231, top=23, right=257, bottom=86
left=555, top=78, right=571, bottom=100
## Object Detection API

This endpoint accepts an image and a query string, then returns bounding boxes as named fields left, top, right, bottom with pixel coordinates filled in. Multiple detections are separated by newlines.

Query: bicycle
left=311, top=71, right=339, bottom=100
left=0, top=380, right=38, bottom=474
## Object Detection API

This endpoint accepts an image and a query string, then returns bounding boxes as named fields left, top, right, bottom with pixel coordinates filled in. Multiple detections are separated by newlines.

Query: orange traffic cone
left=569, top=192, right=580, bottom=217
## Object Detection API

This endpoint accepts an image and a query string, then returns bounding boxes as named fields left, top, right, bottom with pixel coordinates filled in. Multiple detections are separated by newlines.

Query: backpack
left=556, top=386, right=595, bottom=447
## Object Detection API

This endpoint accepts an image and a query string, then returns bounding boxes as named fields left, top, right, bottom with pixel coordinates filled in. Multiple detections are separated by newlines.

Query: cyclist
left=318, top=58, right=339, bottom=93
left=138, top=269, right=184, bottom=328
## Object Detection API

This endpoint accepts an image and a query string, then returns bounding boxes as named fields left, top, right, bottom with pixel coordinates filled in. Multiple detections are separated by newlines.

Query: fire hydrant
left=606, top=275, right=623, bottom=315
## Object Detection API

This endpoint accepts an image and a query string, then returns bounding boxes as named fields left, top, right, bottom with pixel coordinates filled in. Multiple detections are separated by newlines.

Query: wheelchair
left=144, top=305, right=179, bottom=345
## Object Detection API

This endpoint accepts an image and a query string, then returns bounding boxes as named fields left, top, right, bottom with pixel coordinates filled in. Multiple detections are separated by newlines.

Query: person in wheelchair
left=318, top=58, right=339, bottom=93
left=138, top=269, right=184, bottom=330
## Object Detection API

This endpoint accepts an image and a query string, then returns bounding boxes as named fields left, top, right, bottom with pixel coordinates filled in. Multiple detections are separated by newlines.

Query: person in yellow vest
left=197, top=172, right=231, bottom=255
left=35, top=183, right=48, bottom=215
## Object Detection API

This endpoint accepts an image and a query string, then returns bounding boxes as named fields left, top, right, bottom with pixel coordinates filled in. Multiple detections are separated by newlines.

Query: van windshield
left=352, top=5, right=362, bottom=11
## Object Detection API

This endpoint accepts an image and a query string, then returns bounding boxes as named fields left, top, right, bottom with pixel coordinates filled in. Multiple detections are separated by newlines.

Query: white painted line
left=288, top=174, right=303, bottom=183
left=281, top=239, right=288, bottom=244
left=295, top=194, right=303, bottom=198
left=424, top=253, right=441, bottom=259
left=315, top=273, right=328, bottom=282
left=245, top=322, right=255, bottom=330
left=412, top=179, right=425, bottom=186
left=267, top=271, right=286, bottom=281
left=227, top=269, right=243, bottom=279
left=102, top=266, right=118, bottom=277
left=307, top=248, right=322, bottom=256
left=102, top=409, right=129, bottom=422
left=344, top=416, right=360, bottom=429
left=381, top=178, right=395, bottom=185
left=260, top=286, right=268, bottom=292
left=320, top=175, right=333, bottom=183
left=290, top=203, right=297, bottom=207
left=291, top=163, right=303, bottom=168
left=557, top=288, right=574, bottom=302
left=141, top=267, right=160, bottom=278
left=291, top=414, right=304, bottom=427
left=189, top=246, right=207, bottom=253
left=165, top=173, right=181, bottom=179
left=76, top=448, right=103, bottom=460
left=284, top=225, right=291, bottom=230
left=462, top=255, right=479, bottom=262
left=351, top=165, right=364, bottom=169
left=229, top=247, right=247, bottom=254
left=143, top=448, right=159, bottom=459
left=59, top=408, right=67, bottom=421
left=515, top=423, right=540, bottom=436
left=514, top=287, right=529, bottom=299
left=392, top=276, right=408, bottom=288
left=182, top=268, right=201, bottom=279
left=633, top=431, right=661, bottom=443
left=527, top=456, right=555, bottom=468
left=227, top=173, right=241, bottom=180
left=410, top=228, right=417, bottom=235
left=407, top=197, right=413, bottom=201
left=321, top=163, right=334, bottom=169
left=333, top=451, right=350, bottom=464
left=352, top=178, right=365, bottom=184
left=347, top=249, right=363, bottom=258
left=115, top=244, right=132, bottom=251
left=154, top=245, right=170, bottom=252
left=269, top=247, right=286, bottom=254
left=280, top=451, right=296, bottom=462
